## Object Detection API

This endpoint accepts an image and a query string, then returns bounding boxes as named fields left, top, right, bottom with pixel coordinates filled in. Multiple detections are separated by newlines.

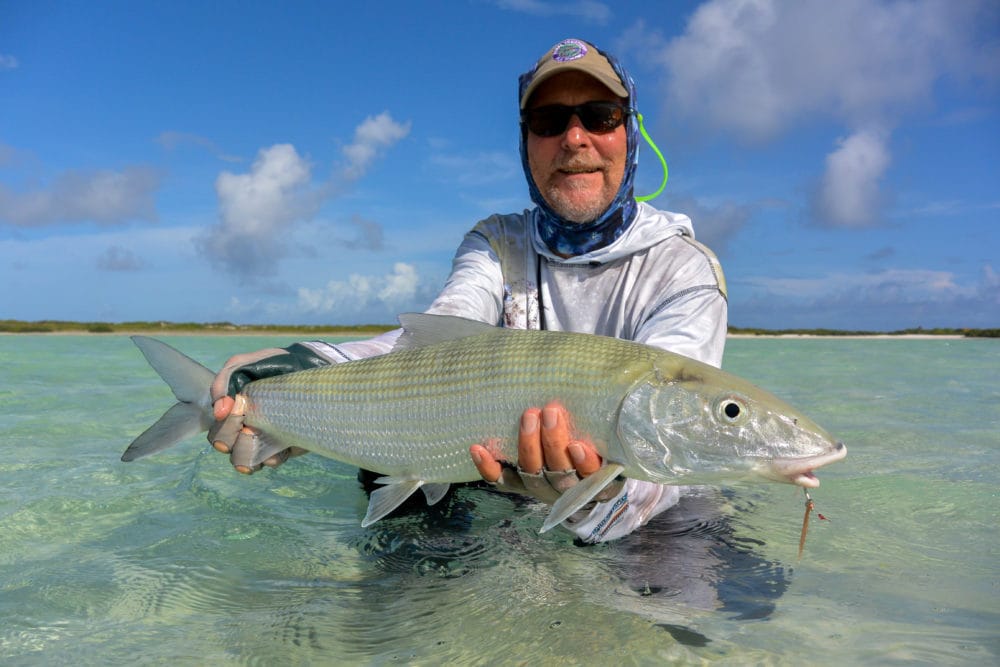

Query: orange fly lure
left=797, top=489, right=830, bottom=560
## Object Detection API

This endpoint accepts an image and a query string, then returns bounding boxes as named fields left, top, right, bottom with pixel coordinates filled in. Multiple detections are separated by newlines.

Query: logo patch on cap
left=552, top=39, right=588, bottom=63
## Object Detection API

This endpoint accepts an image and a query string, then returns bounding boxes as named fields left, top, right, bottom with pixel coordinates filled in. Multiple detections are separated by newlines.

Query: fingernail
left=522, top=411, right=539, bottom=434
left=213, top=395, right=235, bottom=420
left=568, top=443, right=585, bottom=465
left=470, top=449, right=483, bottom=465
left=542, top=407, right=558, bottom=429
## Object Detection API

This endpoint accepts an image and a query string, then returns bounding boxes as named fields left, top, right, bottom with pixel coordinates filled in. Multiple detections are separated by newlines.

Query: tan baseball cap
left=520, top=38, right=628, bottom=109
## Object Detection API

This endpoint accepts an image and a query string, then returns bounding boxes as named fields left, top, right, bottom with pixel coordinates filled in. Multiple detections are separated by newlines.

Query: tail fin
left=121, top=336, right=216, bottom=462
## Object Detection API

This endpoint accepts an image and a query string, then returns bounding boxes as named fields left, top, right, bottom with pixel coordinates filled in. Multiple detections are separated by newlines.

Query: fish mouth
left=766, top=442, right=847, bottom=488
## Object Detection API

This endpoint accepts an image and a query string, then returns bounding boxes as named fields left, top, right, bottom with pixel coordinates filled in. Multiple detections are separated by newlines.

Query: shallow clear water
left=0, top=335, right=996, bottom=665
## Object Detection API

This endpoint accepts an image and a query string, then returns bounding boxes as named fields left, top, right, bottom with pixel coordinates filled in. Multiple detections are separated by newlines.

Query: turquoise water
left=0, top=335, right=996, bottom=665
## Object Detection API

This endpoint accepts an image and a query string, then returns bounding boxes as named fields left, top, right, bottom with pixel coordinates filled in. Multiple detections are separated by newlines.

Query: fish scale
left=123, top=313, right=845, bottom=532
left=241, top=327, right=656, bottom=482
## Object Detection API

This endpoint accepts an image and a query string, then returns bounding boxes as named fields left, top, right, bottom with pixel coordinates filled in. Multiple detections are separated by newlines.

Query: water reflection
left=593, top=489, right=789, bottom=625
left=159, top=460, right=791, bottom=659
left=351, top=472, right=789, bottom=641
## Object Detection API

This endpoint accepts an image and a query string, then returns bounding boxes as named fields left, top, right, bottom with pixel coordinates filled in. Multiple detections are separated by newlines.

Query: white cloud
left=298, top=262, right=420, bottom=314
left=639, top=0, right=999, bottom=228
left=743, top=267, right=978, bottom=304
left=200, top=112, right=409, bottom=278
left=341, top=112, right=411, bottom=179
left=198, top=143, right=324, bottom=277
left=0, top=54, right=17, bottom=70
left=734, top=264, right=999, bottom=329
left=0, top=166, right=160, bottom=227
left=378, top=262, right=419, bottom=304
left=666, top=194, right=753, bottom=254
left=980, top=265, right=1000, bottom=306
left=657, top=0, right=994, bottom=141
left=217, top=144, right=316, bottom=235
left=814, top=128, right=891, bottom=227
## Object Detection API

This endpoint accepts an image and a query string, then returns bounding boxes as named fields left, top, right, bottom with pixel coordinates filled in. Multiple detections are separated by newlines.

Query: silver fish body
left=123, top=313, right=846, bottom=531
left=243, top=321, right=655, bottom=483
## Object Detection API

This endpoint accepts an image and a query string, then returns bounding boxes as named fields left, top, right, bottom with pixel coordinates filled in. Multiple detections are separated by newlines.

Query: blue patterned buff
left=518, top=41, right=640, bottom=257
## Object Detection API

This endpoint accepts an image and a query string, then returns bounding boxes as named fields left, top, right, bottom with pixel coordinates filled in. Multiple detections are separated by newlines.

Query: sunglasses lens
left=525, top=108, right=571, bottom=137
left=581, top=104, right=625, bottom=133
left=523, top=103, right=626, bottom=137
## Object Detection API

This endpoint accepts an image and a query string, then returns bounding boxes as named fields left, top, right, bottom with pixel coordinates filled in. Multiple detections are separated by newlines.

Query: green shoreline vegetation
left=728, top=325, right=998, bottom=338
left=1, top=319, right=997, bottom=337
left=0, top=320, right=397, bottom=336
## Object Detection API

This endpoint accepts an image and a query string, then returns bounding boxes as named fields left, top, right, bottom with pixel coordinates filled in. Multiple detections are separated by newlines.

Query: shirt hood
left=529, top=202, right=695, bottom=265
left=519, top=43, right=641, bottom=257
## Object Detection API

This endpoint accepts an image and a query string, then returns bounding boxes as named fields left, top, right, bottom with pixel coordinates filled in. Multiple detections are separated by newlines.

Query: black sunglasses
left=520, top=101, right=631, bottom=137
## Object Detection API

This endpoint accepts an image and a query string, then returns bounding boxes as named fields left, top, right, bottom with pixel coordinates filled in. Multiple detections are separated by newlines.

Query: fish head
left=616, top=354, right=846, bottom=487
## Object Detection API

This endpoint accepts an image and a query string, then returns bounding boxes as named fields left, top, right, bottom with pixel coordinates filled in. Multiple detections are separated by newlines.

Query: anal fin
left=248, top=434, right=294, bottom=469
left=541, top=463, right=626, bottom=533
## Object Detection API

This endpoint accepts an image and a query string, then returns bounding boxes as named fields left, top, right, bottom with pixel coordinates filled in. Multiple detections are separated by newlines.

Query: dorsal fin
left=393, top=313, right=498, bottom=352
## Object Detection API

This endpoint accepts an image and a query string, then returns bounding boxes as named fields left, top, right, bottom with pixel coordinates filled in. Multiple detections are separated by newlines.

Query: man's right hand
left=208, top=344, right=330, bottom=474
left=469, top=402, right=621, bottom=505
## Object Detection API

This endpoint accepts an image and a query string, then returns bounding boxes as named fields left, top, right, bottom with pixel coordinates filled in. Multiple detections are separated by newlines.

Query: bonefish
left=123, top=313, right=846, bottom=531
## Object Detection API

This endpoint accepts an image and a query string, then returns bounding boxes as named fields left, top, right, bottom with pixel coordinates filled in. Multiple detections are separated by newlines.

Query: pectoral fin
left=540, top=463, right=626, bottom=533
left=246, top=434, right=293, bottom=469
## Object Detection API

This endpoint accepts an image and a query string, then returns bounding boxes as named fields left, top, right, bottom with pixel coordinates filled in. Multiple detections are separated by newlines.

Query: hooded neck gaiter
left=518, top=45, right=640, bottom=257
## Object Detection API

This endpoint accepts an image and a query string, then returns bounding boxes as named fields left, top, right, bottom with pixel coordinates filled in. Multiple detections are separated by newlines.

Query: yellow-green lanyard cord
left=635, top=112, right=668, bottom=203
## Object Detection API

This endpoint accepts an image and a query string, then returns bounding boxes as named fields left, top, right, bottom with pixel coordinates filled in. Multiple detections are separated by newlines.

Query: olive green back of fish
left=241, top=326, right=661, bottom=482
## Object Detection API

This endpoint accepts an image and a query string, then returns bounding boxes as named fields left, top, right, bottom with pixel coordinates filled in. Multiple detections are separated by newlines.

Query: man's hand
left=208, top=344, right=329, bottom=474
left=469, top=401, right=620, bottom=505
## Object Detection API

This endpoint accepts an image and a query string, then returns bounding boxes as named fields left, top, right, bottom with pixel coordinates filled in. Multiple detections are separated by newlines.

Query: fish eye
left=715, top=395, right=749, bottom=426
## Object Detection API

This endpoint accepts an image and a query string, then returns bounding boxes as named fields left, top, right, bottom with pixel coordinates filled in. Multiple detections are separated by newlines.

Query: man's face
left=525, top=71, right=628, bottom=224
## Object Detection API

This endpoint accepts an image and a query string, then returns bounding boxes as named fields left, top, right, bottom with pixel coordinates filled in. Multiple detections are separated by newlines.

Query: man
left=210, top=38, right=727, bottom=544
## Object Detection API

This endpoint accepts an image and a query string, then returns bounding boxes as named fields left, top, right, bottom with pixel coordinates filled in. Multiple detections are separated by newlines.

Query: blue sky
left=1, top=0, right=998, bottom=330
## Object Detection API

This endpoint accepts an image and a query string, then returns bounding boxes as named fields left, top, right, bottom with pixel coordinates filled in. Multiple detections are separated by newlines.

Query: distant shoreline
left=726, top=333, right=965, bottom=340
left=0, top=330, right=973, bottom=340
left=3, top=332, right=968, bottom=340
left=0, top=330, right=391, bottom=337
left=0, top=328, right=394, bottom=338
left=0, top=321, right=395, bottom=337
left=0, top=321, right=989, bottom=339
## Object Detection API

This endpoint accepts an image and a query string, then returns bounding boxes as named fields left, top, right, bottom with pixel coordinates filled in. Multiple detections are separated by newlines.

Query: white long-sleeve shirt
left=305, top=202, right=728, bottom=543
